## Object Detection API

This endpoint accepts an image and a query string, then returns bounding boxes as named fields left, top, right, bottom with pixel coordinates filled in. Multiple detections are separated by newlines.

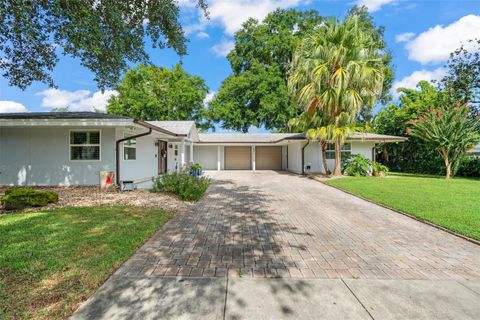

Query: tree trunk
left=333, top=137, right=342, bottom=176
left=321, top=142, right=330, bottom=175
left=444, top=155, right=451, bottom=179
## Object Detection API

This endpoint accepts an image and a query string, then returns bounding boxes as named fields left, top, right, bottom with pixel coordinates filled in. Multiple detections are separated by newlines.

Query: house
left=0, top=112, right=406, bottom=188
left=468, top=143, right=480, bottom=157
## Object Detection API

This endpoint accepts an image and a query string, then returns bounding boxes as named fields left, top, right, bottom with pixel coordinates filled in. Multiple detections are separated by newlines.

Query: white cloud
left=0, top=101, right=28, bottom=113
left=395, top=32, right=415, bottom=43
left=36, top=88, right=118, bottom=111
left=391, top=67, right=447, bottom=98
left=356, top=0, right=399, bottom=12
left=204, top=91, right=216, bottom=105
left=211, top=39, right=235, bottom=57
left=195, top=31, right=210, bottom=39
left=404, top=15, right=480, bottom=64
left=182, top=0, right=307, bottom=36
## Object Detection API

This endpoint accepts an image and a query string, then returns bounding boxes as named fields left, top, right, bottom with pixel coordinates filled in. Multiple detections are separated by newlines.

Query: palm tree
left=288, top=16, right=385, bottom=175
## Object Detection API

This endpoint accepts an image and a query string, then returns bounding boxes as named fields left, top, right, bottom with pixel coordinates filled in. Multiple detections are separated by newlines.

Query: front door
left=158, top=140, right=168, bottom=174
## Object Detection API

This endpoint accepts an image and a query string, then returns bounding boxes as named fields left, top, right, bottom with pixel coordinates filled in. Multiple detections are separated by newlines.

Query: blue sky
left=1, top=0, right=480, bottom=131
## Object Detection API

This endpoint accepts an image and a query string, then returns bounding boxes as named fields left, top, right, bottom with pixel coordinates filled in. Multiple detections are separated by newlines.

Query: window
left=325, top=143, right=351, bottom=159
left=123, top=135, right=136, bottom=160
left=70, top=130, right=101, bottom=160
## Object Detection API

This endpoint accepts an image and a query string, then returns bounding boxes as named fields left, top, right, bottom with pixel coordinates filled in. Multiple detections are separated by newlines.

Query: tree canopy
left=0, top=0, right=207, bottom=90
left=441, top=38, right=480, bottom=118
left=107, top=64, right=210, bottom=129
left=374, top=81, right=456, bottom=174
left=208, top=9, right=323, bottom=132
left=289, top=14, right=386, bottom=175
left=208, top=6, right=392, bottom=133
left=408, top=102, right=480, bottom=179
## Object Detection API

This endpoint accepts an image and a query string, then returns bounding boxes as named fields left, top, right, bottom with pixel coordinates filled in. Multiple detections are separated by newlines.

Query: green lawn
left=0, top=206, right=172, bottom=320
left=326, top=173, right=480, bottom=241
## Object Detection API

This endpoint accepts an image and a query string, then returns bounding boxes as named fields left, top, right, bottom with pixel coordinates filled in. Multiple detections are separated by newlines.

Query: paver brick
left=118, top=171, right=480, bottom=280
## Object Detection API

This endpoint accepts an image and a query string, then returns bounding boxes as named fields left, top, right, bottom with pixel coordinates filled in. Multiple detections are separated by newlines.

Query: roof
left=0, top=112, right=131, bottom=120
left=198, top=132, right=406, bottom=143
left=347, top=133, right=407, bottom=141
left=199, top=133, right=304, bottom=143
left=145, top=121, right=195, bottom=136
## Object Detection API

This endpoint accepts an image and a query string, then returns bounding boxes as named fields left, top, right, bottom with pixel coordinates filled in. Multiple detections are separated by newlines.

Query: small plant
left=189, top=163, right=203, bottom=176
left=342, top=154, right=372, bottom=177
left=1, top=188, right=59, bottom=211
left=373, top=162, right=389, bottom=177
left=152, top=172, right=210, bottom=201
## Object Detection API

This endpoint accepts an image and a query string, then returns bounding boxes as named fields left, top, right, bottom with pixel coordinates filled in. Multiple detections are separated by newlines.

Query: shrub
left=152, top=172, right=210, bottom=201
left=373, top=162, right=389, bottom=177
left=456, top=156, right=480, bottom=177
left=190, top=163, right=202, bottom=171
left=342, top=154, right=372, bottom=177
left=1, top=188, right=59, bottom=211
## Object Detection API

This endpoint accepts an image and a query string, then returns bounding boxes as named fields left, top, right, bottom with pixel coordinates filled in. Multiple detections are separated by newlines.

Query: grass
left=0, top=206, right=172, bottom=319
left=326, top=173, right=480, bottom=241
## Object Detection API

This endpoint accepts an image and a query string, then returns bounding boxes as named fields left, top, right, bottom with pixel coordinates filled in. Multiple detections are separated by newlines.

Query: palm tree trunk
left=333, top=137, right=342, bottom=176
left=321, top=142, right=330, bottom=175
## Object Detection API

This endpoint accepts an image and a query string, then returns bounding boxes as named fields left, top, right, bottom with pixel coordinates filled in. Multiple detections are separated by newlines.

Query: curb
left=316, top=179, right=480, bottom=247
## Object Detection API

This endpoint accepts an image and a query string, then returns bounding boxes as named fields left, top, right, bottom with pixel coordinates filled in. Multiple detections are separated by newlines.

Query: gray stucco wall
left=0, top=127, right=116, bottom=186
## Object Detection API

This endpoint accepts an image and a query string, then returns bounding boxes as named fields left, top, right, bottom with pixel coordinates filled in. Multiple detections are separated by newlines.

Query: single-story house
left=468, top=143, right=480, bottom=156
left=0, top=112, right=406, bottom=188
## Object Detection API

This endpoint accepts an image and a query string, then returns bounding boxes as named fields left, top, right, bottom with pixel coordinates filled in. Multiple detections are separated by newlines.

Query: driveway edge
left=316, top=178, right=480, bottom=247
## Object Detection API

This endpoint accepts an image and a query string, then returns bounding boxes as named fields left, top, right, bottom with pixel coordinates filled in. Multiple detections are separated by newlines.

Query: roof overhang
left=0, top=118, right=135, bottom=127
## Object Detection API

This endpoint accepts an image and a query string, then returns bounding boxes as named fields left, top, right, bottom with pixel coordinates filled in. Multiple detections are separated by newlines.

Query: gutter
left=115, top=127, right=152, bottom=186
left=301, top=141, right=309, bottom=175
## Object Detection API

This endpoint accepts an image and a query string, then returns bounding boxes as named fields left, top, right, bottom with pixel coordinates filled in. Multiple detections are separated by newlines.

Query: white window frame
left=69, top=129, right=101, bottom=161
left=325, top=142, right=351, bottom=160
left=123, top=133, right=137, bottom=161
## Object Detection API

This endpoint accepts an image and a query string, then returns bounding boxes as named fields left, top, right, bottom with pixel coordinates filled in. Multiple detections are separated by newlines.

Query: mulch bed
left=0, top=186, right=190, bottom=213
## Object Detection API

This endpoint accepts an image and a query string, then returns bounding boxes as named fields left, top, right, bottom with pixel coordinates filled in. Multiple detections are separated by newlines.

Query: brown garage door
left=256, top=146, right=282, bottom=170
left=225, top=146, right=251, bottom=170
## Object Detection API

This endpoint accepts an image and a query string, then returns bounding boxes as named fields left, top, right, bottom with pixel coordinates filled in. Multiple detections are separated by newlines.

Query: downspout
left=115, top=127, right=152, bottom=186
left=301, top=141, right=309, bottom=175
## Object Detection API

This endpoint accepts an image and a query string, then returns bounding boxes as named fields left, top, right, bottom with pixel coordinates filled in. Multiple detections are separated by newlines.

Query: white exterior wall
left=287, top=141, right=303, bottom=174
left=193, top=145, right=218, bottom=170
left=351, top=141, right=375, bottom=160
left=282, top=146, right=288, bottom=170
left=0, top=127, right=116, bottom=186
left=118, top=129, right=159, bottom=188
left=193, top=145, right=224, bottom=170
left=287, top=140, right=376, bottom=175
left=304, top=143, right=323, bottom=173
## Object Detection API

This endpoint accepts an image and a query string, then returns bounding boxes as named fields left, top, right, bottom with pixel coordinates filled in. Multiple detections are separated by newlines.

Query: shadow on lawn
left=72, top=173, right=317, bottom=319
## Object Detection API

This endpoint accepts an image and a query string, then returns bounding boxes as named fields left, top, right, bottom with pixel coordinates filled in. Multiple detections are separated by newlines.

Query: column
left=217, top=145, right=221, bottom=171
left=180, top=139, right=186, bottom=171
left=252, top=146, right=256, bottom=171
left=189, top=141, right=194, bottom=164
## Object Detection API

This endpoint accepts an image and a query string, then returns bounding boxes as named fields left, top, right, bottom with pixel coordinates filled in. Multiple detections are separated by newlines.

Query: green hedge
left=151, top=172, right=210, bottom=201
left=1, top=188, right=59, bottom=211
left=456, top=156, right=480, bottom=178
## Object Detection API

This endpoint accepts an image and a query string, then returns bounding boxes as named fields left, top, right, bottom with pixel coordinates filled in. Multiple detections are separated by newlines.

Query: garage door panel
left=256, top=146, right=282, bottom=170
left=225, top=147, right=251, bottom=170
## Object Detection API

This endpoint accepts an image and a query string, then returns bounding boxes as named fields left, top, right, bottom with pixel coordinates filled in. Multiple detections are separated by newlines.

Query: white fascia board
left=0, top=119, right=135, bottom=127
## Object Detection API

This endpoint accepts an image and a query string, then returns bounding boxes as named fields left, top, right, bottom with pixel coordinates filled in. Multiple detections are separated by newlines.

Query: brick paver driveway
left=119, top=171, right=480, bottom=280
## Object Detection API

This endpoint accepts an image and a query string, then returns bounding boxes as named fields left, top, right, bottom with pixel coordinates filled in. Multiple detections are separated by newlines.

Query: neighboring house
left=0, top=112, right=406, bottom=188
left=468, top=143, right=480, bottom=157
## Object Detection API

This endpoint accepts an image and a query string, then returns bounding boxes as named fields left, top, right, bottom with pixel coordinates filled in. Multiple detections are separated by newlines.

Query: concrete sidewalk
left=71, top=277, right=480, bottom=320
